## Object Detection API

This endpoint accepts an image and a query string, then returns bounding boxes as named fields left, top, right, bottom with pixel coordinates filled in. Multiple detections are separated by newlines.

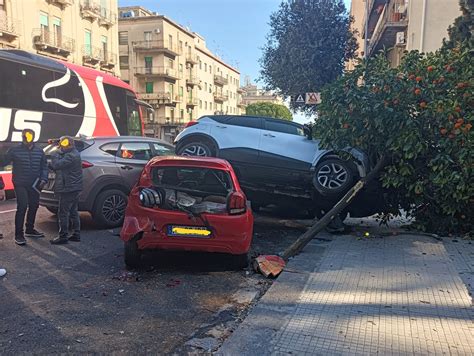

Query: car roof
left=146, top=156, right=234, bottom=171
left=72, top=136, right=173, bottom=145
left=200, top=115, right=304, bottom=128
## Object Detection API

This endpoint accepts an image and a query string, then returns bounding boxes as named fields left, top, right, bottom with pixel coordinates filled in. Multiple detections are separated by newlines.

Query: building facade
left=118, top=6, right=242, bottom=143
left=239, top=82, right=284, bottom=107
left=0, top=0, right=119, bottom=75
left=349, top=0, right=461, bottom=67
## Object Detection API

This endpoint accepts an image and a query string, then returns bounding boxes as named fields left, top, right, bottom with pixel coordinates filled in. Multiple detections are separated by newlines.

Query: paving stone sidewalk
left=220, top=234, right=474, bottom=355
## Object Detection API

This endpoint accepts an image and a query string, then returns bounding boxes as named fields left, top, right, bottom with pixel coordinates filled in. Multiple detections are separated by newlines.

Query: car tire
left=124, top=234, right=142, bottom=269
left=46, top=206, right=58, bottom=215
left=92, top=189, right=128, bottom=228
left=229, top=253, right=249, bottom=270
left=177, top=140, right=215, bottom=157
left=313, top=157, right=355, bottom=197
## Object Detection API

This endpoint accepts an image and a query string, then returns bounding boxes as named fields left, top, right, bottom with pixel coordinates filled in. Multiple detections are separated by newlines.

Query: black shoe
left=68, top=235, right=81, bottom=242
left=15, top=235, right=26, bottom=245
left=50, top=236, right=68, bottom=245
left=25, top=229, right=45, bottom=238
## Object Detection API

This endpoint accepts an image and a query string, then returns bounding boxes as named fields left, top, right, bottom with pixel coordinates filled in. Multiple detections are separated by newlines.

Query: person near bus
left=0, top=175, right=4, bottom=239
left=49, top=136, right=83, bottom=245
left=1, top=129, right=47, bottom=245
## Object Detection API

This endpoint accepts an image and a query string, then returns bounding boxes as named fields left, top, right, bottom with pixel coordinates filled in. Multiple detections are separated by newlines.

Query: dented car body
left=120, top=156, right=253, bottom=268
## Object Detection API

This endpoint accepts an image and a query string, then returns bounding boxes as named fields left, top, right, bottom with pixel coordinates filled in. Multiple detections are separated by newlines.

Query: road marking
left=0, top=209, right=16, bottom=214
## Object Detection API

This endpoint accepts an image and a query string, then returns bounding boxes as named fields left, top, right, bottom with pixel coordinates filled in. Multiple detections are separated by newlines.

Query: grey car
left=40, top=136, right=174, bottom=228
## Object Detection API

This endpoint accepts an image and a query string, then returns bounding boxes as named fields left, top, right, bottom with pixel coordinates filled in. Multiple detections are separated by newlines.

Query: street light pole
left=364, top=0, right=370, bottom=59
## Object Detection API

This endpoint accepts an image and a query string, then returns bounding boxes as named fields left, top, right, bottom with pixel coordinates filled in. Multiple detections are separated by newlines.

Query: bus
left=0, top=50, right=146, bottom=191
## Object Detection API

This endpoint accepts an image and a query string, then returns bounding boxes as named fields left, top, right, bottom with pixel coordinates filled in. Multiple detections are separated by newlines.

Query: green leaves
left=245, top=102, right=293, bottom=121
left=315, top=44, right=474, bottom=235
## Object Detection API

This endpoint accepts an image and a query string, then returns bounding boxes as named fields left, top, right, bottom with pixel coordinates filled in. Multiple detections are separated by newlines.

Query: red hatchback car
left=120, top=156, right=254, bottom=269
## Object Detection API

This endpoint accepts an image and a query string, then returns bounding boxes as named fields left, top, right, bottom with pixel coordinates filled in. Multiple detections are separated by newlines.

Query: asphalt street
left=0, top=200, right=302, bottom=354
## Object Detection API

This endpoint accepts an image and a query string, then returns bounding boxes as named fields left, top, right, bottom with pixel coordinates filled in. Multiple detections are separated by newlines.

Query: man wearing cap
left=1, top=129, right=48, bottom=245
left=49, top=136, right=83, bottom=245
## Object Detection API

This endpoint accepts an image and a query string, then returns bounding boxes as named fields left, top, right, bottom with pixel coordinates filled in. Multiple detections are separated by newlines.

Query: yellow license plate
left=168, top=225, right=212, bottom=238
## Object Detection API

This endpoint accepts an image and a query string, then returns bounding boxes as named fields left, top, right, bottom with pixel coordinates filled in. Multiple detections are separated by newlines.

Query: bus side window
left=126, top=94, right=142, bottom=136
left=0, top=60, right=21, bottom=110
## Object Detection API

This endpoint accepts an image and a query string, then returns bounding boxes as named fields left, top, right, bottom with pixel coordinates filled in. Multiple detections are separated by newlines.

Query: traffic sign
left=295, top=94, right=305, bottom=103
left=305, top=92, right=321, bottom=105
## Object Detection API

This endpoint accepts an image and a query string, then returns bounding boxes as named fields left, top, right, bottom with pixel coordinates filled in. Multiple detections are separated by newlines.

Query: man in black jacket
left=49, top=136, right=83, bottom=245
left=2, top=129, right=48, bottom=245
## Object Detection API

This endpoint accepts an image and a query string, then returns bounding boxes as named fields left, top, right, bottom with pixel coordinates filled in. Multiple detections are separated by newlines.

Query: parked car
left=174, top=115, right=385, bottom=217
left=40, top=136, right=174, bottom=228
left=120, top=156, right=253, bottom=269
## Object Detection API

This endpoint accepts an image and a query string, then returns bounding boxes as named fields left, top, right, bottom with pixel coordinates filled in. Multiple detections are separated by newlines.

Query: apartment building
left=348, top=0, right=461, bottom=67
left=240, top=82, right=284, bottom=106
left=0, top=0, right=119, bottom=75
left=118, top=6, right=242, bottom=142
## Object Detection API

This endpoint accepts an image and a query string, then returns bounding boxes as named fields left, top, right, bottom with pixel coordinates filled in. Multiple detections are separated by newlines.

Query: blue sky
left=118, top=0, right=352, bottom=122
left=119, top=0, right=351, bottom=84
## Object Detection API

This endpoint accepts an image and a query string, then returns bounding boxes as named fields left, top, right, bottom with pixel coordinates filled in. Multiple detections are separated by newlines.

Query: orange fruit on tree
left=409, top=74, right=415, bottom=80
left=456, top=118, right=464, bottom=124
left=454, top=122, right=463, bottom=129
left=342, top=123, right=350, bottom=129
left=420, top=101, right=427, bottom=109
left=414, top=88, right=422, bottom=95
left=427, top=66, right=434, bottom=72
left=465, top=123, right=472, bottom=131
left=416, top=76, right=423, bottom=82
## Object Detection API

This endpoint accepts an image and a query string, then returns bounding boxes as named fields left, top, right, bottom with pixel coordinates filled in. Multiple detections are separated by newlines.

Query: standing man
left=49, top=136, right=83, bottom=245
left=2, top=129, right=47, bottom=245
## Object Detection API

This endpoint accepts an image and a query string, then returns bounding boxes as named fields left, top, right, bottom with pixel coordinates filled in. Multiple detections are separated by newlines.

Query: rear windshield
left=44, top=140, right=92, bottom=155
left=151, top=167, right=233, bottom=196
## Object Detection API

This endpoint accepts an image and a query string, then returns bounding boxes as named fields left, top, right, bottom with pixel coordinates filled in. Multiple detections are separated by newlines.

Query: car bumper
left=121, top=207, right=253, bottom=255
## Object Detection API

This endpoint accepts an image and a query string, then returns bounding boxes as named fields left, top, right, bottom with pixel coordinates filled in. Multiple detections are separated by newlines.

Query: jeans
left=58, top=191, right=81, bottom=238
left=14, top=185, right=40, bottom=237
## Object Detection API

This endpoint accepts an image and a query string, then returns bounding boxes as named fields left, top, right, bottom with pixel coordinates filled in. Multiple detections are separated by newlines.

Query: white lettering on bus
left=0, top=108, right=43, bottom=142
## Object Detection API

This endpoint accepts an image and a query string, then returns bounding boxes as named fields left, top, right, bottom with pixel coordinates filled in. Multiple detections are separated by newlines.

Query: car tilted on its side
left=120, top=156, right=254, bottom=269
left=174, top=115, right=385, bottom=217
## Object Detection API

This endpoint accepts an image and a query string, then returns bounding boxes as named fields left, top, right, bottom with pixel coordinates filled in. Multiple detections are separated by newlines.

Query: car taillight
left=185, top=121, right=198, bottom=128
left=227, top=191, right=247, bottom=215
left=81, top=161, right=94, bottom=169
left=139, top=187, right=163, bottom=208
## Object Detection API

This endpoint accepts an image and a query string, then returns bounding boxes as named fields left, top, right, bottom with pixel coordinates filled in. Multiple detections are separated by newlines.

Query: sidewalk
left=219, top=232, right=474, bottom=355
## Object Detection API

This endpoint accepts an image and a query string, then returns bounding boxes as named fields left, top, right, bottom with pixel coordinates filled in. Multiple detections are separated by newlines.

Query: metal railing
left=134, top=66, right=179, bottom=78
left=98, top=6, right=117, bottom=26
left=100, top=51, right=116, bottom=65
left=32, top=27, right=75, bottom=53
left=132, top=40, right=181, bottom=55
left=185, top=53, right=198, bottom=64
left=82, top=45, right=102, bottom=61
left=0, top=15, right=20, bottom=37
left=186, top=98, right=198, bottom=106
left=80, top=1, right=101, bottom=17
left=47, top=0, right=74, bottom=6
left=186, top=75, right=199, bottom=86
left=213, top=93, right=229, bottom=102
left=214, top=74, right=228, bottom=86
left=368, top=0, right=408, bottom=54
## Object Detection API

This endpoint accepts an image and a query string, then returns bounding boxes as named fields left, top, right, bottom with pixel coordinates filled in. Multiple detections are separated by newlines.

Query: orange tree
left=314, top=45, right=473, bottom=235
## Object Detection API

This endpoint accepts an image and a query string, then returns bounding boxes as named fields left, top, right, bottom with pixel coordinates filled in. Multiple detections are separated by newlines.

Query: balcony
left=139, top=92, right=180, bottom=106
left=80, top=1, right=101, bottom=21
left=186, top=75, right=199, bottom=87
left=46, top=0, right=73, bottom=7
left=132, top=41, right=181, bottom=57
left=185, top=53, right=198, bottom=65
left=98, top=7, right=117, bottom=28
left=0, top=16, right=20, bottom=44
left=362, top=0, right=387, bottom=39
left=32, top=28, right=74, bottom=58
left=82, top=45, right=102, bottom=65
left=237, top=87, right=245, bottom=94
left=367, top=1, right=408, bottom=56
left=237, top=101, right=246, bottom=109
left=213, top=93, right=228, bottom=103
left=186, top=98, right=198, bottom=107
left=100, top=51, right=116, bottom=69
left=134, top=66, right=180, bottom=80
left=214, top=74, right=228, bottom=86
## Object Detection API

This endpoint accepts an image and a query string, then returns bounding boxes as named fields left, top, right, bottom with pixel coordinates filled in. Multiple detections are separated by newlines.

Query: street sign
left=305, top=92, right=321, bottom=105
left=295, top=94, right=305, bottom=104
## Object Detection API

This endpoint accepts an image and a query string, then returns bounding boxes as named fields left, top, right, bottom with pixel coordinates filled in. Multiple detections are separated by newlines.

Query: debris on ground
left=253, top=255, right=286, bottom=278
left=112, top=271, right=140, bottom=282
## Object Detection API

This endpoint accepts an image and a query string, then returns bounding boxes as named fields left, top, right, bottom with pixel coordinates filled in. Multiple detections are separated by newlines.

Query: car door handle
left=263, top=133, right=276, bottom=138
left=120, top=165, right=133, bottom=170
left=215, top=125, right=227, bottom=128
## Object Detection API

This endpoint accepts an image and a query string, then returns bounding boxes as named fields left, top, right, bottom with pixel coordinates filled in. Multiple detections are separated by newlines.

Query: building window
left=84, top=30, right=92, bottom=56
left=179, top=86, right=184, bottom=98
left=101, top=35, right=108, bottom=58
left=179, top=63, right=183, bottom=73
left=180, top=109, right=184, bottom=120
left=189, top=109, right=193, bottom=121
left=169, top=83, right=174, bottom=97
left=199, top=100, right=202, bottom=109
left=205, top=101, right=207, bottom=110
left=144, top=31, right=152, bottom=42
left=168, top=58, right=174, bottom=69
left=209, top=65, right=212, bottom=74
left=40, top=11, right=49, bottom=30
left=119, top=55, right=129, bottom=69
left=204, top=82, right=207, bottom=91
left=119, top=31, right=128, bottom=45
left=204, top=63, right=207, bottom=72
left=199, top=60, right=202, bottom=69
left=210, top=102, right=213, bottom=110
left=168, top=34, right=173, bottom=47
left=146, top=82, right=154, bottom=94
left=209, top=84, right=212, bottom=94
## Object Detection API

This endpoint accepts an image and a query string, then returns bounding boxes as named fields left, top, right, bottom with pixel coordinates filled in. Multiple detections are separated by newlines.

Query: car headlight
left=139, top=188, right=163, bottom=208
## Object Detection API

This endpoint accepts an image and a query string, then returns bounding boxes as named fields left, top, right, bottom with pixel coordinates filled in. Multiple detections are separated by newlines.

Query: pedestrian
left=1, top=129, right=47, bottom=245
left=49, top=136, right=83, bottom=245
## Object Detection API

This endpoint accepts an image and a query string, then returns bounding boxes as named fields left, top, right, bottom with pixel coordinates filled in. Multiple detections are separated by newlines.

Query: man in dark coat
left=2, top=129, right=48, bottom=245
left=49, top=136, right=83, bottom=245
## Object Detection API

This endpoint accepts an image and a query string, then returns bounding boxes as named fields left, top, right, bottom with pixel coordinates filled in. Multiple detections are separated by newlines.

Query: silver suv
left=40, top=136, right=174, bottom=228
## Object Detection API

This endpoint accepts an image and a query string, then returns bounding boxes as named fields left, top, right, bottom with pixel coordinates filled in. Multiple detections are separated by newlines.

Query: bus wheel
left=92, top=189, right=128, bottom=228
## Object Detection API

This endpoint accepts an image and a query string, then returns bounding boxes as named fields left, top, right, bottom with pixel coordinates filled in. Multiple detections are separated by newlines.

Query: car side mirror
left=304, top=125, right=313, bottom=140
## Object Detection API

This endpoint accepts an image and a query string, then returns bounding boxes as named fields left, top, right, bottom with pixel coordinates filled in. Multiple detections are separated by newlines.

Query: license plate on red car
left=167, top=225, right=212, bottom=238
